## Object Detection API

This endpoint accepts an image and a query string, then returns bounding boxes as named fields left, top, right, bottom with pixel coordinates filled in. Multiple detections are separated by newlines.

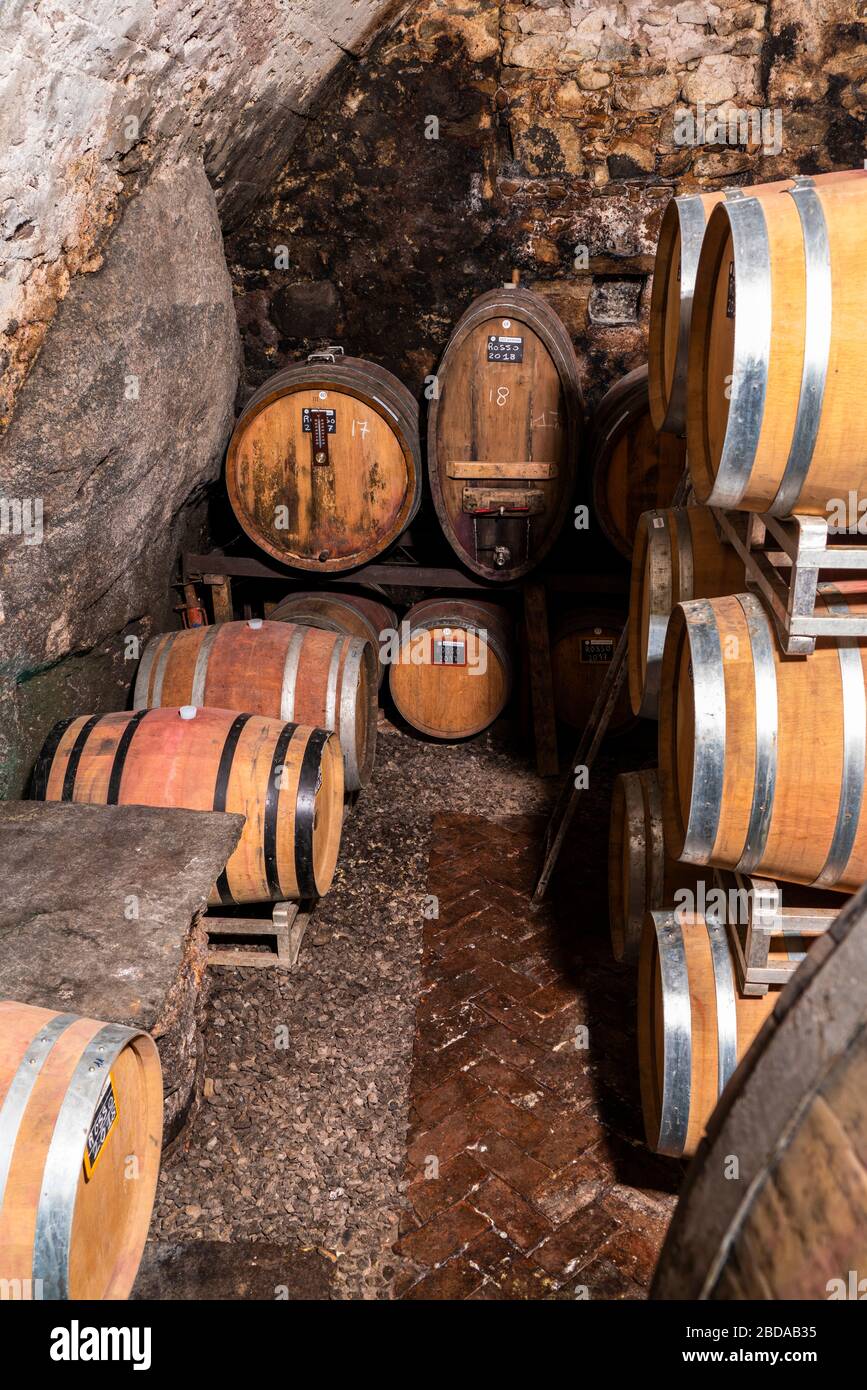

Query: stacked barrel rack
left=609, top=166, right=867, bottom=1161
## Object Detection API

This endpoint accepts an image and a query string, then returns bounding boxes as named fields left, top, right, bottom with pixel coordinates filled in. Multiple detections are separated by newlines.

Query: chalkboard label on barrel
left=580, top=637, right=615, bottom=664
left=83, top=1074, right=119, bottom=1181
left=486, top=334, right=524, bottom=363
left=726, top=261, right=735, bottom=318
left=433, top=636, right=467, bottom=666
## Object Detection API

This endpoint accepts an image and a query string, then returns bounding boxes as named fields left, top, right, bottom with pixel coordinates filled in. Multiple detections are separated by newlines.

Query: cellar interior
left=3, top=0, right=867, bottom=1309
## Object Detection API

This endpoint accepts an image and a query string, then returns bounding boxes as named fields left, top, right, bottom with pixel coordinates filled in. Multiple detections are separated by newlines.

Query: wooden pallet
left=206, top=901, right=312, bottom=970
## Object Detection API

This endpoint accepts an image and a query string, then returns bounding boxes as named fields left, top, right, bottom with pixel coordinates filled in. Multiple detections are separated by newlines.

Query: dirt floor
left=139, top=718, right=681, bottom=1300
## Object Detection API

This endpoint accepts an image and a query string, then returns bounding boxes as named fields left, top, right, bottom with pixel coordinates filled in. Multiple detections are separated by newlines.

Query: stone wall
left=227, top=0, right=867, bottom=404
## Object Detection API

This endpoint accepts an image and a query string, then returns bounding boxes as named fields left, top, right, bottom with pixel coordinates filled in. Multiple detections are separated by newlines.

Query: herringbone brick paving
left=395, top=810, right=680, bottom=1299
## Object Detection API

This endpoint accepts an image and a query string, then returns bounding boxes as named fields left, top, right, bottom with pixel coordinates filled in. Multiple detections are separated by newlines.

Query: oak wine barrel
left=590, top=366, right=687, bottom=558
left=388, top=599, right=512, bottom=739
left=134, top=618, right=377, bottom=792
left=653, top=881, right=867, bottom=1298
left=428, top=287, right=583, bottom=581
left=687, top=171, right=867, bottom=515
left=550, top=609, right=635, bottom=735
left=628, top=507, right=745, bottom=718
left=225, top=351, right=421, bottom=572
left=660, top=584, right=867, bottom=892
left=31, top=707, right=344, bottom=905
left=638, top=909, right=802, bottom=1157
left=0, top=999, right=162, bottom=1300
left=268, top=590, right=397, bottom=689
left=608, top=769, right=700, bottom=964
left=649, top=170, right=866, bottom=437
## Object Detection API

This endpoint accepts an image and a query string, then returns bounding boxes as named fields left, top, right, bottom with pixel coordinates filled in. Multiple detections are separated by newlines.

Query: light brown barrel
left=639, top=910, right=782, bottom=1157
left=428, top=286, right=584, bottom=582
left=687, top=171, right=867, bottom=515
left=388, top=599, right=512, bottom=739
left=269, top=590, right=397, bottom=689
left=550, top=608, right=634, bottom=735
left=31, top=707, right=344, bottom=905
left=659, top=583, right=867, bottom=893
left=226, top=353, right=421, bottom=572
left=133, top=618, right=376, bottom=792
left=652, top=882, right=867, bottom=1299
left=608, top=769, right=701, bottom=964
left=590, top=366, right=687, bottom=558
left=0, top=998, right=162, bottom=1300
left=649, top=170, right=866, bottom=437
left=628, top=507, right=745, bottom=718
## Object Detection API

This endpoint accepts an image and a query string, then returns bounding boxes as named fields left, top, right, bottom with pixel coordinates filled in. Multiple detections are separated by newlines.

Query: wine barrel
left=638, top=909, right=797, bottom=1157
left=225, top=352, right=421, bottom=572
left=659, top=584, right=867, bottom=892
left=590, top=366, right=687, bottom=558
left=31, top=707, right=344, bottom=904
left=428, top=287, right=583, bottom=581
left=649, top=170, right=866, bottom=437
left=608, top=769, right=700, bottom=964
left=388, top=599, right=512, bottom=739
left=687, top=172, right=867, bottom=514
left=628, top=507, right=745, bottom=718
left=652, top=881, right=867, bottom=1299
left=269, top=590, right=397, bottom=689
left=133, top=618, right=377, bottom=792
left=550, top=609, right=635, bottom=735
left=0, top=999, right=162, bottom=1300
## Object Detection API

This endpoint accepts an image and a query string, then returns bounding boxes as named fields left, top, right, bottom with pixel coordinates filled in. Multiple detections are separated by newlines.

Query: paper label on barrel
left=83, top=1074, right=119, bottom=1181
left=580, top=638, right=614, bottom=664
left=302, top=408, right=337, bottom=433
left=487, top=335, right=524, bottom=363
left=433, top=638, right=467, bottom=666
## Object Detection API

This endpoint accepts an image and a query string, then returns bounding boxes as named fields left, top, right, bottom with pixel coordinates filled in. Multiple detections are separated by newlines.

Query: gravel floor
left=149, top=722, right=552, bottom=1299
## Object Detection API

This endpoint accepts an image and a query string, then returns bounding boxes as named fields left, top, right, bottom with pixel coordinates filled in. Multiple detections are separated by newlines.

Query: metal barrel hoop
left=734, top=593, right=778, bottom=874
left=654, top=911, right=693, bottom=1158
left=681, top=599, right=727, bottom=864
left=814, top=584, right=866, bottom=887
left=707, top=196, right=772, bottom=509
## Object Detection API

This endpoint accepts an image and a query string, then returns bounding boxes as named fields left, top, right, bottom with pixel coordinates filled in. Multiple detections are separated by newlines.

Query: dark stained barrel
left=226, top=351, right=421, bottom=572
left=428, top=287, right=584, bottom=582
left=591, top=365, right=687, bottom=559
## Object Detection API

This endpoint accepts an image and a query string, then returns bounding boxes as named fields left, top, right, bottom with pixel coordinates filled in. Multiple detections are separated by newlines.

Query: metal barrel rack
left=709, top=869, right=842, bottom=996
left=711, top=508, right=867, bottom=655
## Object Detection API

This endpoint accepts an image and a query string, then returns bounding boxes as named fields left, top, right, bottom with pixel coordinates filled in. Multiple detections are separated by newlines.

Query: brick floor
left=395, top=811, right=680, bottom=1300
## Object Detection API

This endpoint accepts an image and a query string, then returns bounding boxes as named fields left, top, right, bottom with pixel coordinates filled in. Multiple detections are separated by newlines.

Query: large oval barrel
left=31, top=707, right=344, bottom=904
left=652, top=882, right=867, bottom=1299
left=133, top=618, right=377, bottom=792
left=659, top=584, right=867, bottom=892
left=269, top=590, right=397, bottom=688
left=628, top=507, right=745, bottom=718
left=608, top=769, right=700, bottom=964
left=0, top=999, right=162, bottom=1300
left=590, top=366, right=687, bottom=558
left=428, top=287, right=583, bottom=581
left=550, top=608, right=634, bottom=735
left=639, top=910, right=790, bottom=1157
left=649, top=170, right=866, bottom=438
left=225, top=354, right=421, bottom=571
left=388, top=599, right=512, bottom=739
left=687, top=172, right=867, bottom=514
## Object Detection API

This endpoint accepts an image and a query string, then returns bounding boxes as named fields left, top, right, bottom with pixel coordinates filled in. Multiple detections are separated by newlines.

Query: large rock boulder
left=0, top=159, right=239, bottom=795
